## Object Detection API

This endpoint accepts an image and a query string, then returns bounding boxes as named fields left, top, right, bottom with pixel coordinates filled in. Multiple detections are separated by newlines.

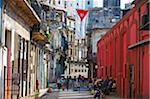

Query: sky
left=94, top=0, right=134, bottom=9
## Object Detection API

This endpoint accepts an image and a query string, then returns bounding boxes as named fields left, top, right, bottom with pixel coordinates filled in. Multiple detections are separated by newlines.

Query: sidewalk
left=20, top=88, right=49, bottom=99
left=38, top=88, right=49, bottom=97
left=106, top=95, right=121, bottom=99
left=20, top=96, right=35, bottom=99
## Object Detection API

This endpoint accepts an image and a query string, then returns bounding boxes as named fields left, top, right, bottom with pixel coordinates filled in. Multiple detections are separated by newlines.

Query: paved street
left=41, top=90, right=93, bottom=99
left=40, top=90, right=122, bottom=99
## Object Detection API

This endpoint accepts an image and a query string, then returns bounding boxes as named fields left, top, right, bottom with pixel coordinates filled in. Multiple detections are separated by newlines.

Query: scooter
left=94, top=82, right=105, bottom=99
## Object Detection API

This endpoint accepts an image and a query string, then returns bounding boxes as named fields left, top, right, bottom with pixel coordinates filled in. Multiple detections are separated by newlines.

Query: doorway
left=129, top=64, right=134, bottom=98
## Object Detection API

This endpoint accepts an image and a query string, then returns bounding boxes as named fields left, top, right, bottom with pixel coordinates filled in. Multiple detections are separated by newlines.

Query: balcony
left=28, top=0, right=42, bottom=19
left=7, top=0, right=41, bottom=27
left=46, top=9, right=57, bottom=21
left=31, top=24, right=48, bottom=45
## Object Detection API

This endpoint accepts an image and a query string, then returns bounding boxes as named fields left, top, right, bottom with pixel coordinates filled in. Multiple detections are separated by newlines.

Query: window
left=77, top=3, right=79, bottom=6
left=71, top=35, right=72, bottom=42
left=110, top=66, right=112, bottom=77
left=75, top=69, right=77, bottom=72
left=64, top=1, right=67, bottom=8
left=75, top=47, right=76, bottom=56
left=70, top=49, right=72, bottom=55
left=106, top=67, right=108, bottom=76
left=58, top=1, right=60, bottom=4
left=79, top=70, right=80, bottom=72
left=88, top=1, right=90, bottom=5
left=85, top=69, right=86, bottom=72
left=96, top=20, right=99, bottom=23
left=82, top=70, right=84, bottom=72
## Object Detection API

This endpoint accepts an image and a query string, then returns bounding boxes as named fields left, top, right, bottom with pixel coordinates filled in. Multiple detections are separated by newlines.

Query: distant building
left=65, top=16, right=88, bottom=78
left=122, top=2, right=135, bottom=16
left=103, top=0, right=121, bottom=18
left=86, top=6, right=120, bottom=78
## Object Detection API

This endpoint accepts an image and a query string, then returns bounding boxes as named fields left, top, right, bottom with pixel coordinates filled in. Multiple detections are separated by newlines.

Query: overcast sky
left=94, top=0, right=134, bottom=9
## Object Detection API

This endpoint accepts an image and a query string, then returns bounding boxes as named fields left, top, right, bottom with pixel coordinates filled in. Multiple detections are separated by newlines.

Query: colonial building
left=0, top=0, right=56, bottom=98
left=30, top=0, right=51, bottom=92
left=1, top=0, right=41, bottom=98
left=65, top=16, right=88, bottom=79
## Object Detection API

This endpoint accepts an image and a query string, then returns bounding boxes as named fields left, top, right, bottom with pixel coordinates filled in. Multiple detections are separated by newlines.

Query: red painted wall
left=97, top=0, right=149, bottom=98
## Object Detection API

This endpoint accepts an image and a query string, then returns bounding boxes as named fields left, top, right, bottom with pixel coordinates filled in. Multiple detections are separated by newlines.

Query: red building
left=97, top=0, right=149, bottom=98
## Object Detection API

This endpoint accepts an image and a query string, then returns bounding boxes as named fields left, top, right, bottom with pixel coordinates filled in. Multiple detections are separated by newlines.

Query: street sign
left=76, top=9, right=88, bottom=21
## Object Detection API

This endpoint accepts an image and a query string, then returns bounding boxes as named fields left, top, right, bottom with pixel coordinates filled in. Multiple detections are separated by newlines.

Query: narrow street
left=0, top=0, right=149, bottom=99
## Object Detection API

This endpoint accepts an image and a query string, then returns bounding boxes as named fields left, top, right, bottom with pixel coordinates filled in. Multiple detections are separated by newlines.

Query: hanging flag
left=76, top=9, right=88, bottom=21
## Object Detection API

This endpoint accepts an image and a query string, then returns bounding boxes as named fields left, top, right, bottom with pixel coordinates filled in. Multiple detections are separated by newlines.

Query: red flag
left=76, top=9, right=88, bottom=21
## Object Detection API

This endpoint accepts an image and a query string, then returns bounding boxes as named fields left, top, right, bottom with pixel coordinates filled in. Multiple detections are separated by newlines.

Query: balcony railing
left=46, top=10, right=57, bottom=21
left=27, top=0, right=42, bottom=18
left=32, top=23, right=47, bottom=34
left=31, top=23, right=48, bottom=44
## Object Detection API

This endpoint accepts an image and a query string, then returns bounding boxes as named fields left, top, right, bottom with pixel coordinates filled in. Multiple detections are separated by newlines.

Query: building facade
left=1, top=0, right=42, bottom=98
left=97, top=0, right=149, bottom=98
left=0, top=0, right=57, bottom=98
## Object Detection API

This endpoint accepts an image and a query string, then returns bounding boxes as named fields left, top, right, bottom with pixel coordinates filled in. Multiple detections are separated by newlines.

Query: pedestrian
left=74, top=78, right=79, bottom=91
left=61, top=77, right=65, bottom=91
left=66, top=76, right=69, bottom=90
left=35, top=80, right=39, bottom=99
left=88, top=78, right=92, bottom=90
left=57, top=77, right=62, bottom=91
left=101, top=76, right=109, bottom=95
left=108, top=77, right=113, bottom=92
left=69, top=76, right=72, bottom=89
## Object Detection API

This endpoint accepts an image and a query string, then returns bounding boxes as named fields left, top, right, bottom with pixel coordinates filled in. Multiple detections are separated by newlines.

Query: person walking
left=101, top=76, right=109, bottom=95
left=57, top=77, right=62, bottom=91
left=61, top=77, right=65, bottom=91
left=68, top=76, right=72, bottom=89
left=66, top=76, right=69, bottom=91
